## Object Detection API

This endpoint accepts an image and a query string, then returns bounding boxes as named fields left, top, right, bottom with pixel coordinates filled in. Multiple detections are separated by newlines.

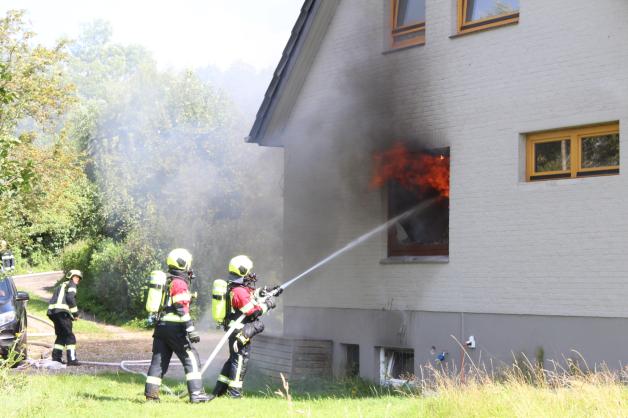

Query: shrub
left=61, top=239, right=95, bottom=275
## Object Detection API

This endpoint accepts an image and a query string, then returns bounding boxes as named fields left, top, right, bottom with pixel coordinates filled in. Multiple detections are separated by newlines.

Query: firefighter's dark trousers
left=213, top=333, right=251, bottom=398
left=48, top=312, right=77, bottom=363
left=144, top=323, right=203, bottom=399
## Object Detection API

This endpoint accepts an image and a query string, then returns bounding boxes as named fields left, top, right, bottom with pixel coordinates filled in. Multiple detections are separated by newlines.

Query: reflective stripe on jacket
left=48, top=281, right=78, bottom=315
left=161, top=274, right=192, bottom=324
left=226, top=284, right=263, bottom=328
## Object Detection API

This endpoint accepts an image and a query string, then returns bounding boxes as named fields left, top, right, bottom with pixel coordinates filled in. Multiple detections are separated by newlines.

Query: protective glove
left=72, top=313, right=80, bottom=321
left=187, top=330, right=201, bottom=344
left=232, top=332, right=250, bottom=353
left=264, top=296, right=276, bottom=311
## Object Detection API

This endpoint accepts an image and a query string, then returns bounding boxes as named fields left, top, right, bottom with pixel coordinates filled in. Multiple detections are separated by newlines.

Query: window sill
left=450, top=18, right=518, bottom=39
left=380, top=256, right=449, bottom=265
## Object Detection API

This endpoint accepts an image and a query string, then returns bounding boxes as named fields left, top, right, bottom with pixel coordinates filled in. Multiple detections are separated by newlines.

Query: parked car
left=0, top=276, right=29, bottom=362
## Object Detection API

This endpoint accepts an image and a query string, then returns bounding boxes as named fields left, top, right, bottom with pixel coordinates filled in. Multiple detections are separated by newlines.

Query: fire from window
left=371, top=142, right=450, bottom=257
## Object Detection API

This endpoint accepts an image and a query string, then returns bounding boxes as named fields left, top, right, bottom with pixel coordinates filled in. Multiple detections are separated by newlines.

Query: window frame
left=526, top=123, right=620, bottom=181
left=457, top=0, right=520, bottom=35
left=386, top=148, right=449, bottom=257
left=379, top=347, right=415, bottom=386
left=390, top=0, right=426, bottom=50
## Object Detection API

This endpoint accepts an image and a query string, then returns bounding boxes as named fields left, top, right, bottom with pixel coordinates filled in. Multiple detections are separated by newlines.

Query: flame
left=370, top=142, right=450, bottom=198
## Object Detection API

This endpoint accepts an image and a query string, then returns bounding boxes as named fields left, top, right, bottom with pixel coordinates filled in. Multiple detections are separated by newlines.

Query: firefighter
left=210, top=255, right=281, bottom=399
left=47, top=270, right=82, bottom=365
left=0, top=240, right=15, bottom=275
left=144, top=248, right=211, bottom=403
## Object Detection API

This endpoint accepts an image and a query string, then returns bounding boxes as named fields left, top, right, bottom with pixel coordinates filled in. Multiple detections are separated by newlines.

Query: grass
left=0, top=370, right=627, bottom=418
left=10, top=294, right=628, bottom=416
left=25, top=296, right=108, bottom=335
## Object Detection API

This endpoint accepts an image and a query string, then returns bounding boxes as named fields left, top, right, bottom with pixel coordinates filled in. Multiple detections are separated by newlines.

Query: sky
left=1, top=0, right=302, bottom=71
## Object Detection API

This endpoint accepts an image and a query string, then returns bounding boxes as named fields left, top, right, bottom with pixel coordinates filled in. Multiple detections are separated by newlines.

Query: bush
left=60, top=234, right=161, bottom=322
left=61, top=239, right=95, bottom=275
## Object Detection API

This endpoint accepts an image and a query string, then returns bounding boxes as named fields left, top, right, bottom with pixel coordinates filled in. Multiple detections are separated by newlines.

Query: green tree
left=63, top=21, right=283, bottom=319
left=0, top=10, right=97, bottom=264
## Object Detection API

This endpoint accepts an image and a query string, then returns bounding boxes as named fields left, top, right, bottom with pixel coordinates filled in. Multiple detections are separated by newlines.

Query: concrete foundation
left=284, top=306, right=628, bottom=382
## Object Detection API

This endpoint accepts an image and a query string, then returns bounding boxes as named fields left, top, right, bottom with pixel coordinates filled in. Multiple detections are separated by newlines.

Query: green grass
left=25, top=296, right=110, bottom=335
left=0, top=372, right=627, bottom=418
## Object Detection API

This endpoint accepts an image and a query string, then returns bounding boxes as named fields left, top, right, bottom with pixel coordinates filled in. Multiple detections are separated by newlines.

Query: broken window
left=380, top=348, right=415, bottom=386
left=387, top=148, right=449, bottom=257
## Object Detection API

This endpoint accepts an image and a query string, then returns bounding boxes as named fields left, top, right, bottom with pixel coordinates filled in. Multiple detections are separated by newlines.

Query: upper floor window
left=458, top=0, right=519, bottom=35
left=526, top=123, right=620, bottom=181
left=390, top=0, right=425, bottom=49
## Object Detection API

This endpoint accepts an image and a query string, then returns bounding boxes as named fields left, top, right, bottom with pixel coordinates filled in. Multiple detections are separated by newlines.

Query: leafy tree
left=63, top=21, right=283, bottom=318
left=0, top=10, right=96, bottom=263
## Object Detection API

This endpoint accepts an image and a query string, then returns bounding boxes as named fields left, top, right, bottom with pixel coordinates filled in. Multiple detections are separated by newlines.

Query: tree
left=0, top=10, right=96, bottom=262
left=63, top=21, right=283, bottom=318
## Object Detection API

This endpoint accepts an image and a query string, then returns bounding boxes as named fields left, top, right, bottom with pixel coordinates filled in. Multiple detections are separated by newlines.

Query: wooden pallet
left=249, top=334, right=332, bottom=382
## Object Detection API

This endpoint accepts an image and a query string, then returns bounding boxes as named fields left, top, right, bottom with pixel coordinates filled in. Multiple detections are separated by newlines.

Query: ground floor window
left=379, top=347, right=415, bottom=386
left=370, top=144, right=449, bottom=257
left=343, top=344, right=360, bottom=378
left=527, top=122, right=619, bottom=181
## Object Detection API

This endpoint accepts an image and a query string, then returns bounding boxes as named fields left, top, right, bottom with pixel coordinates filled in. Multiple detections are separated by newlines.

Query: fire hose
left=20, top=204, right=421, bottom=399
left=196, top=204, right=423, bottom=379
left=22, top=314, right=184, bottom=395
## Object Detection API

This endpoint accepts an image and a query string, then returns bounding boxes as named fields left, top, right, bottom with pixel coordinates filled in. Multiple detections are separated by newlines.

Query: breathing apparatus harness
left=145, top=269, right=197, bottom=326
left=211, top=272, right=281, bottom=330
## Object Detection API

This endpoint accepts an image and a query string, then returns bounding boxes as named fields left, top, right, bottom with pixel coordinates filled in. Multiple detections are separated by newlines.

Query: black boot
left=190, top=392, right=213, bottom=403
left=145, top=385, right=160, bottom=402
left=51, top=348, right=64, bottom=363
left=66, top=347, right=80, bottom=366
left=212, top=380, right=229, bottom=397
left=227, top=386, right=243, bottom=399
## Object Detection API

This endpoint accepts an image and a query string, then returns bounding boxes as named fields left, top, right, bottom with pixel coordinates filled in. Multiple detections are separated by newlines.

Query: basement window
left=390, top=0, right=425, bottom=49
left=380, top=348, right=415, bottom=386
left=457, top=0, right=519, bottom=35
left=388, top=148, right=449, bottom=257
left=527, top=123, right=619, bottom=181
left=343, top=344, right=360, bottom=378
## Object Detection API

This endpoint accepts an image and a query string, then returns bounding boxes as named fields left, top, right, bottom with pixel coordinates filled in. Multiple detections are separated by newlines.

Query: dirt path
left=15, top=272, right=229, bottom=381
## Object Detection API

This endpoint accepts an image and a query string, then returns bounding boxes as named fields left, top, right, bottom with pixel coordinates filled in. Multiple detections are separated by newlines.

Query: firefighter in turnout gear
left=210, top=255, right=282, bottom=399
left=47, top=270, right=82, bottom=365
left=144, top=249, right=211, bottom=403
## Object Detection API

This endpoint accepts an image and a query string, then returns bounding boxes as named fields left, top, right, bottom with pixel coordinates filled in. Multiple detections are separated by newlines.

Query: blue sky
left=1, top=0, right=302, bottom=71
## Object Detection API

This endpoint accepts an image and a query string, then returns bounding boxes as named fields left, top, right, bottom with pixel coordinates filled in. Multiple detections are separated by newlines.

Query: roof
left=247, top=0, right=338, bottom=147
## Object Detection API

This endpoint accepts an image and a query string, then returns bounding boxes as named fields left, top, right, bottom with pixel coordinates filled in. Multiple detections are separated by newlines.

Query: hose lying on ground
left=23, top=314, right=185, bottom=396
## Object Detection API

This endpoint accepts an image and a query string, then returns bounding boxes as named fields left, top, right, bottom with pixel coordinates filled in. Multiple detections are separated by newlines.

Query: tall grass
left=409, top=344, right=628, bottom=417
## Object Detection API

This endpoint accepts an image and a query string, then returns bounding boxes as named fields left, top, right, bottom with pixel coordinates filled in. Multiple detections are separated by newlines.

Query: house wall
left=276, top=0, right=628, bottom=376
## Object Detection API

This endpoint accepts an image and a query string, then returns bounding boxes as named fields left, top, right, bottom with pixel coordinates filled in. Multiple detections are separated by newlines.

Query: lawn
left=1, top=371, right=627, bottom=418
left=26, top=295, right=109, bottom=335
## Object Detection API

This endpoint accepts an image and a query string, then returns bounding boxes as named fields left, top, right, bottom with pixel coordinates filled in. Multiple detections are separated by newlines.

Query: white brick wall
left=279, top=0, right=628, bottom=317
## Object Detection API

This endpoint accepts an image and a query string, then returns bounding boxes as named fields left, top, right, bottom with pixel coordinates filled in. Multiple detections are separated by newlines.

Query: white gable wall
left=278, top=0, right=628, bottom=318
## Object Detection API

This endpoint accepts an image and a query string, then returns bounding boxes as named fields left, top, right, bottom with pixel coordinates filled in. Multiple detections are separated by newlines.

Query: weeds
left=0, top=344, right=27, bottom=393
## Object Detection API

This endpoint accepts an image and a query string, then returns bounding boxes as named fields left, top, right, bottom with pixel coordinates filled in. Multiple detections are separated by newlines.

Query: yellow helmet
left=167, top=248, right=192, bottom=271
left=228, top=255, right=253, bottom=277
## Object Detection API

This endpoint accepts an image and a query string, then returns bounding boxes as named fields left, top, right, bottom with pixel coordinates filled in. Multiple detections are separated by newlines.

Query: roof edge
left=247, top=0, right=319, bottom=146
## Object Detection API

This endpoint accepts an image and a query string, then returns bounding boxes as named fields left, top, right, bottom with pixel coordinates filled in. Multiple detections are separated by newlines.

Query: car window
left=0, top=279, right=12, bottom=303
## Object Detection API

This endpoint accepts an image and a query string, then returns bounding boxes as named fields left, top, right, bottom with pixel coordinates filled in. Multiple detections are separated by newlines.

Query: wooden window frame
left=390, top=0, right=425, bottom=49
left=457, top=0, right=519, bottom=35
left=526, top=123, right=620, bottom=181
left=387, top=148, right=449, bottom=257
